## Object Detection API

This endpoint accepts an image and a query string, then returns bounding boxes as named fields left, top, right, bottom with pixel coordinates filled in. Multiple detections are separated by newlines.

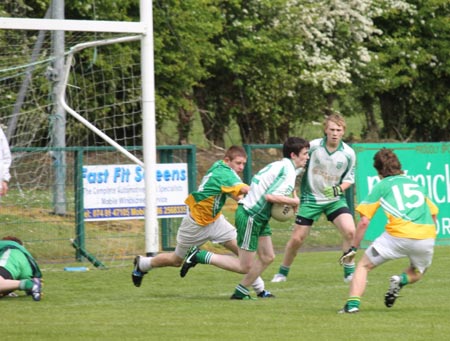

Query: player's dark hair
left=224, top=145, right=247, bottom=161
left=373, top=148, right=403, bottom=178
left=283, top=137, right=310, bottom=158
left=2, top=236, right=23, bottom=245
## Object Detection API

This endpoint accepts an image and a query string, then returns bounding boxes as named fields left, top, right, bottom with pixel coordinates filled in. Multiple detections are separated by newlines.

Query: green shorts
left=235, top=205, right=272, bottom=252
left=297, top=199, right=350, bottom=223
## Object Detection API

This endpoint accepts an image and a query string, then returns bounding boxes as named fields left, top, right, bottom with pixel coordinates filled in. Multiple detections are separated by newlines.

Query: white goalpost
left=59, top=35, right=144, bottom=168
left=0, top=1, right=159, bottom=258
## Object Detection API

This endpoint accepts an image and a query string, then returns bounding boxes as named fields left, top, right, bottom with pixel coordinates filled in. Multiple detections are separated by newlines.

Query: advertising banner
left=82, top=163, right=188, bottom=221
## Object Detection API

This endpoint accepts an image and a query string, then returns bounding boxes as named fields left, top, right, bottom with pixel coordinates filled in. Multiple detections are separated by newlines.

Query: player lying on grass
left=339, top=148, right=439, bottom=313
left=0, top=236, right=42, bottom=301
left=132, top=146, right=273, bottom=298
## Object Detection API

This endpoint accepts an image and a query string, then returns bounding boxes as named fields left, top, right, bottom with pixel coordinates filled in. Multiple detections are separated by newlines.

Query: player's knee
left=239, top=262, right=253, bottom=273
left=342, top=228, right=355, bottom=242
left=259, top=252, right=275, bottom=266
left=289, top=235, right=305, bottom=249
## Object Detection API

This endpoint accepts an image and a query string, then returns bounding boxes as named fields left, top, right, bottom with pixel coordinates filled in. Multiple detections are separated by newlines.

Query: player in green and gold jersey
left=132, top=146, right=272, bottom=297
left=339, top=148, right=438, bottom=313
left=180, top=137, right=310, bottom=299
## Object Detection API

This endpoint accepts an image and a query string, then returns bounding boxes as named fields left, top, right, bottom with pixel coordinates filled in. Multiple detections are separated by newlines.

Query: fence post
left=74, top=147, right=84, bottom=261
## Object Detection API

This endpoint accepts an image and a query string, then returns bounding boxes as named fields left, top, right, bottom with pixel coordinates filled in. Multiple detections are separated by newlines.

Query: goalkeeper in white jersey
left=272, top=113, right=357, bottom=284
left=339, top=148, right=438, bottom=313
left=180, top=137, right=310, bottom=299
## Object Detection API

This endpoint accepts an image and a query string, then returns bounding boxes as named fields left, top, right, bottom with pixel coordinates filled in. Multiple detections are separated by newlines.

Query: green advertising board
left=352, top=142, right=450, bottom=247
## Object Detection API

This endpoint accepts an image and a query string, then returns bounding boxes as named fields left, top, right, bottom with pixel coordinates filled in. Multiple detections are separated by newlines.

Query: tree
left=195, top=0, right=308, bottom=144
left=152, top=0, right=222, bottom=144
left=358, top=0, right=450, bottom=141
left=193, top=0, right=378, bottom=144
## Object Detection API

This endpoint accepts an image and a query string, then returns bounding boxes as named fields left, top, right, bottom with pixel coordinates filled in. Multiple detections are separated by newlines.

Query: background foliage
left=1, top=0, right=449, bottom=147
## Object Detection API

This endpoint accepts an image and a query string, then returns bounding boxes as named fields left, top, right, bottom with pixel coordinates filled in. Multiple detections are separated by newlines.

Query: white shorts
left=365, top=232, right=435, bottom=274
left=174, top=214, right=237, bottom=258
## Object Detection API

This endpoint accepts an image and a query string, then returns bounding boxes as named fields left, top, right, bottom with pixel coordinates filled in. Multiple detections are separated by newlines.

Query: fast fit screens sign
left=353, top=143, right=450, bottom=246
left=82, top=163, right=188, bottom=221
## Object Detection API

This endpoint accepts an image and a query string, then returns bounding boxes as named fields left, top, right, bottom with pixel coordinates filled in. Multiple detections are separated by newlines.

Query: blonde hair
left=324, top=113, right=346, bottom=131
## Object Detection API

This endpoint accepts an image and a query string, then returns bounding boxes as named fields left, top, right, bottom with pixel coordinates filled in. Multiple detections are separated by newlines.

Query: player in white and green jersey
left=339, top=148, right=438, bottom=313
left=180, top=137, right=310, bottom=299
left=272, top=113, right=357, bottom=284
left=299, top=137, right=355, bottom=204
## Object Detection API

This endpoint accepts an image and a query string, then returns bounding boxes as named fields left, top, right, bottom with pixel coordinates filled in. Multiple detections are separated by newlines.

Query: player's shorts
left=235, top=205, right=271, bottom=252
left=0, top=248, right=33, bottom=279
left=175, top=214, right=237, bottom=258
left=296, top=199, right=350, bottom=226
left=365, top=232, right=435, bottom=273
left=0, top=266, right=13, bottom=279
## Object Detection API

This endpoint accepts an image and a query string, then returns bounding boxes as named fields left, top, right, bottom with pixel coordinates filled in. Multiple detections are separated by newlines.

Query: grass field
left=2, top=246, right=449, bottom=340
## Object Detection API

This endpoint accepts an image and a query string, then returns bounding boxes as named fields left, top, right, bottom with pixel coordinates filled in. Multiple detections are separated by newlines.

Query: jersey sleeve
left=266, top=160, right=296, bottom=196
left=355, top=184, right=382, bottom=219
left=221, top=182, right=247, bottom=197
left=426, top=197, right=439, bottom=216
left=0, top=129, right=11, bottom=182
left=341, top=145, right=356, bottom=185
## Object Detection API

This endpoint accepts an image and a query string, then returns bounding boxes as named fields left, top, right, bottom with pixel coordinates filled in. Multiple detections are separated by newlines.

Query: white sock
left=251, top=276, right=265, bottom=294
left=139, top=257, right=153, bottom=272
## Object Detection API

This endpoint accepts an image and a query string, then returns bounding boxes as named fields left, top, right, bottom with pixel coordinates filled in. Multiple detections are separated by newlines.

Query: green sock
left=400, top=273, right=409, bottom=287
left=346, top=296, right=361, bottom=309
left=278, top=265, right=290, bottom=277
left=19, top=279, right=34, bottom=291
left=233, top=284, right=250, bottom=298
left=196, top=250, right=213, bottom=264
left=344, top=263, right=355, bottom=277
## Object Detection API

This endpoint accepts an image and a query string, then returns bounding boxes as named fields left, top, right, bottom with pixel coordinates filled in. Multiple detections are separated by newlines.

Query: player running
left=180, top=137, right=310, bottom=299
left=272, top=113, right=357, bottom=283
left=339, top=148, right=438, bottom=313
left=132, top=146, right=273, bottom=298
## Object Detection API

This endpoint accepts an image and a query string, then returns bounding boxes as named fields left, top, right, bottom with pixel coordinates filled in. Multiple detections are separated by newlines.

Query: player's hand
left=339, top=247, right=357, bottom=265
left=324, top=185, right=343, bottom=199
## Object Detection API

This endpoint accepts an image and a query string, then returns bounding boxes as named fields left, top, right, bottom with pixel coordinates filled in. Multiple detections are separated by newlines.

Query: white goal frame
left=0, top=0, right=159, bottom=256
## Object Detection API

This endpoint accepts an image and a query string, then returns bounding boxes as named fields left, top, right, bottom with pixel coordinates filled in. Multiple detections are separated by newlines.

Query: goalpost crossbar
left=0, top=17, right=146, bottom=34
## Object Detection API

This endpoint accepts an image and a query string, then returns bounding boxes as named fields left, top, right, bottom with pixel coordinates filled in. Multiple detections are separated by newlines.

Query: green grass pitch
left=2, top=246, right=450, bottom=340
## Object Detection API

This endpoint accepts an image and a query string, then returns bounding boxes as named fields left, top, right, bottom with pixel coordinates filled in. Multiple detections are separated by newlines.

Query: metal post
left=50, top=0, right=67, bottom=215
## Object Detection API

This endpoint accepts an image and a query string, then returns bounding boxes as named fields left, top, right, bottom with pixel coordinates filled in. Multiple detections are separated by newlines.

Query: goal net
left=0, top=5, right=172, bottom=268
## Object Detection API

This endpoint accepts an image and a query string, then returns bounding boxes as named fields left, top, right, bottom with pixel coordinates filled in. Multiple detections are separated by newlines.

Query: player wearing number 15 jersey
left=339, top=148, right=439, bottom=313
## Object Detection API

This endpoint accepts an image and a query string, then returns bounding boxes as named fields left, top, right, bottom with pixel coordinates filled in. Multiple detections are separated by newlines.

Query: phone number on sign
left=84, top=207, right=145, bottom=219
left=84, top=205, right=187, bottom=220
left=157, top=205, right=187, bottom=216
